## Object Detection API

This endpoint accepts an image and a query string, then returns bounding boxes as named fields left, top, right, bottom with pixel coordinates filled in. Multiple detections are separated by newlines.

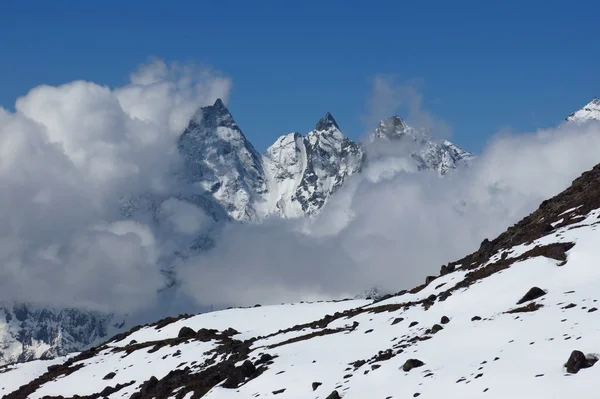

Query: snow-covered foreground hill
left=4, top=161, right=600, bottom=398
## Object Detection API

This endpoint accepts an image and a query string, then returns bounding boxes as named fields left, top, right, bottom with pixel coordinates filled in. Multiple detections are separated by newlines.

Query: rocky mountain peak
left=371, top=115, right=410, bottom=139
left=315, top=112, right=340, bottom=131
left=190, top=98, right=237, bottom=130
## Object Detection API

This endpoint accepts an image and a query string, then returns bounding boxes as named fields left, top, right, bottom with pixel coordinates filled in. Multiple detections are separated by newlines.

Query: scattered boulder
left=255, top=353, right=273, bottom=365
left=223, top=360, right=257, bottom=388
left=588, top=307, right=598, bottom=313
left=425, top=276, right=437, bottom=285
left=439, top=291, right=452, bottom=302
left=565, top=350, right=598, bottom=374
left=409, top=321, right=419, bottom=327
left=440, top=265, right=450, bottom=275
left=392, top=317, right=404, bottom=325
left=177, top=326, right=196, bottom=339
left=516, top=287, right=546, bottom=304
left=402, top=359, right=425, bottom=372
left=273, top=388, right=286, bottom=395
left=102, top=372, right=116, bottom=380
left=440, top=316, right=450, bottom=324
left=431, top=324, right=444, bottom=334
left=326, top=390, right=341, bottom=399
left=471, top=316, right=482, bottom=321
left=312, top=382, right=322, bottom=391
left=139, top=376, right=158, bottom=395
left=254, top=304, right=262, bottom=307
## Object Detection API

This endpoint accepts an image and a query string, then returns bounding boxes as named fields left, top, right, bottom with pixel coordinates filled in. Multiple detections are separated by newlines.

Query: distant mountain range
left=0, top=97, right=596, bottom=367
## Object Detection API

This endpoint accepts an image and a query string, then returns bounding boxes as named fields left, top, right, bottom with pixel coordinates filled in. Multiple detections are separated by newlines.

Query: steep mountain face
left=368, top=115, right=475, bottom=175
left=261, top=113, right=364, bottom=217
left=0, top=303, right=124, bottom=366
left=566, top=97, right=600, bottom=123
left=5, top=162, right=600, bottom=398
left=177, top=99, right=267, bottom=222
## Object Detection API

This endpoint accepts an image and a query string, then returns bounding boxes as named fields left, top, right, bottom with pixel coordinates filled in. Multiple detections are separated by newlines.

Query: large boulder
left=565, top=350, right=598, bottom=374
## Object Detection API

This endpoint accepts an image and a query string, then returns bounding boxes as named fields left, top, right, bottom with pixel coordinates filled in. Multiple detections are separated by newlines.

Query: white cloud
left=363, top=75, right=452, bottom=138
left=0, top=60, right=232, bottom=312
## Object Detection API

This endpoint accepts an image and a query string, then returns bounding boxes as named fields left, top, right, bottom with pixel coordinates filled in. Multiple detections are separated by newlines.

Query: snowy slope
left=4, top=162, right=600, bottom=398
left=566, top=97, right=600, bottom=122
left=368, top=115, right=475, bottom=175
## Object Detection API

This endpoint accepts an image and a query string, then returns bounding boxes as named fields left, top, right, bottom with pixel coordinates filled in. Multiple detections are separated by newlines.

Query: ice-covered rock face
left=177, top=99, right=267, bottom=222
left=566, top=97, right=600, bottom=123
left=261, top=113, right=365, bottom=218
left=0, top=303, right=123, bottom=365
left=368, top=115, right=475, bottom=175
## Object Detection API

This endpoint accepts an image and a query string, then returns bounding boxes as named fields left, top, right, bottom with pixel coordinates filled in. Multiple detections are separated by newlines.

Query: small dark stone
left=343, top=374, right=352, bottom=379
left=471, top=316, right=482, bottom=321
left=254, top=304, right=262, bottom=307
left=272, top=388, right=286, bottom=395
left=425, top=276, right=437, bottom=285
left=440, top=316, right=450, bottom=324
left=588, top=307, right=598, bottom=313
left=128, top=339, right=137, bottom=345
left=427, top=294, right=437, bottom=302
left=438, top=291, right=452, bottom=302
left=413, top=393, right=421, bottom=397
left=535, top=374, right=544, bottom=377
left=475, top=373, right=483, bottom=379
left=312, top=382, right=322, bottom=391
left=402, top=359, right=425, bottom=372
left=364, top=329, right=374, bottom=334
left=409, top=321, right=419, bottom=327
left=494, top=357, right=500, bottom=361
left=392, top=317, right=404, bottom=325
left=516, top=286, right=547, bottom=305
left=563, top=303, right=577, bottom=309
left=102, top=372, right=116, bottom=380
left=177, top=326, right=196, bottom=339
left=326, top=391, right=341, bottom=399
left=440, top=265, right=450, bottom=275
left=565, top=350, right=598, bottom=374
left=371, top=364, right=381, bottom=370
left=255, top=353, right=273, bottom=365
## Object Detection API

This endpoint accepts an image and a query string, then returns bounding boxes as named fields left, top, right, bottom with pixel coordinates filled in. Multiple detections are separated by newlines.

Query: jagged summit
left=190, top=98, right=237, bottom=129
left=368, top=115, right=475, bottom=175
left=178, top=98, right=267, bottom=222
left=371, top=114, right=411, bottom=140
left=566, top=97, right=600, bottom=123
left=315, top=112, right=340, bottom=131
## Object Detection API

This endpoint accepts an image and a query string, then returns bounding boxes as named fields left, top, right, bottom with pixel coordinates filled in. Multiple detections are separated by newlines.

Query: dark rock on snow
left=516, top=287, right=546, bottom=304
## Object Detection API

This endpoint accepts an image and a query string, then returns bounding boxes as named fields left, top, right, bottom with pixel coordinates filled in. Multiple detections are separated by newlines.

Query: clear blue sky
left=1, top=0, right=598, bottom=152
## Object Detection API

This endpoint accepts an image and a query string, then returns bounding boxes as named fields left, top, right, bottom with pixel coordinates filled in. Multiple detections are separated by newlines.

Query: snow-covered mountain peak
left=178, top=99, right=267, bottom=221
left=261, top=115, right=364, bottom=218
left=315, top=111, right=340, bottom=131
left=368, top=115, right=475, bottom=175
left=566, top=97, right=600, bottom=123
left=371, top=114, right=413, bottom=140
